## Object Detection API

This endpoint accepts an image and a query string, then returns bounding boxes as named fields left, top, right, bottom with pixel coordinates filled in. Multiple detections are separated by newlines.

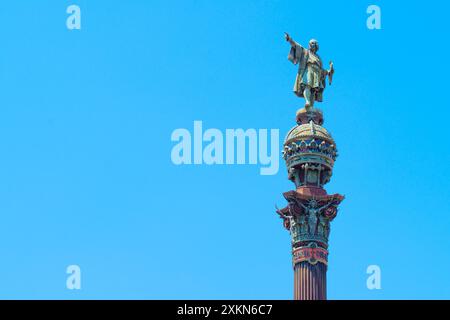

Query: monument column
left=276, top=108, right=344, bottom=300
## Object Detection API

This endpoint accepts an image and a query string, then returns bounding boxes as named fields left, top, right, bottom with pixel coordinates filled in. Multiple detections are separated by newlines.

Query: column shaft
left=293, top=261, right=327, bottom=300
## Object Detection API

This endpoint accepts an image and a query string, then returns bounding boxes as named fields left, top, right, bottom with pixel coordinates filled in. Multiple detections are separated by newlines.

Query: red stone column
left=294, top=262, right=327, bottom=300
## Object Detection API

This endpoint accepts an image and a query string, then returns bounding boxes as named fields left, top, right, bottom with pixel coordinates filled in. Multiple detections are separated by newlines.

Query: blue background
left=0, top=0, right=449, bottom=299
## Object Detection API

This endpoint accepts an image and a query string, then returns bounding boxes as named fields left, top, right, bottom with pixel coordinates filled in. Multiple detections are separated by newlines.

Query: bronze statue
left=285, top=33, right=334, bottom=110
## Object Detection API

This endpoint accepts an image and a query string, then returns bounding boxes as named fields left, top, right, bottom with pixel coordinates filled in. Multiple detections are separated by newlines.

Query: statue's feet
left=304, top=103, right=311, bottom=112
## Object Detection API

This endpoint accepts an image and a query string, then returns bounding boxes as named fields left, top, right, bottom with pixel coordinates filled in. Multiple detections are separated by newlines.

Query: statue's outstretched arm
left=294, top=199, right=308, bottom=211
left=318, top=201, right=334, bottom=212
left=284, top=32, right=297, bottom=47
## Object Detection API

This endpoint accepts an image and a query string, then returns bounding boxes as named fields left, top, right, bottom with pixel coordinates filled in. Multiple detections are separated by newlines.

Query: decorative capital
left=276, top=191, right=344, bottom=252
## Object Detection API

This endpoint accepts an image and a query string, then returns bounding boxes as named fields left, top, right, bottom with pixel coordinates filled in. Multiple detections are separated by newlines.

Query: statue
left=318, top=215, right=327, bottom=238
left=277, top=199, right=335, bottom=238
left=298, top=214, right=308, bottom=235
left=296, top=199, right=334, bottom=235
left=285, top=33, right=334, bottom=110
left=307, top=210, right=318, bottom=235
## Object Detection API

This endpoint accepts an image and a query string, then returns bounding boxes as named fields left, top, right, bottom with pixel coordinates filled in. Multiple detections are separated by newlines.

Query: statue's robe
left=288, top=42, right=326, bottom=102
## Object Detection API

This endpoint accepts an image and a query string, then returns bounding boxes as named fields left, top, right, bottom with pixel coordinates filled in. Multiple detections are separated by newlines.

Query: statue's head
left=309, top=39, right=319, bottom=53
left=309, top=199, right=318, bottom=208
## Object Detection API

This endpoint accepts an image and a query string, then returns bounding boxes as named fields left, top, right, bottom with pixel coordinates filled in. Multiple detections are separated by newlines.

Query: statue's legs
left=303, top=86, right=315, bottom=110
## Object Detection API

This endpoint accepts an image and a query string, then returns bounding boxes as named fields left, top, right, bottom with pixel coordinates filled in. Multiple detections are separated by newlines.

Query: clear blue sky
left=0, top=0, right=449, bottom=299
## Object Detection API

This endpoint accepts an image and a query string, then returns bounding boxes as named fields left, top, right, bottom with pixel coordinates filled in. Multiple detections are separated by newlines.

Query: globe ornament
left=283, top=108, right=338, bottom=194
